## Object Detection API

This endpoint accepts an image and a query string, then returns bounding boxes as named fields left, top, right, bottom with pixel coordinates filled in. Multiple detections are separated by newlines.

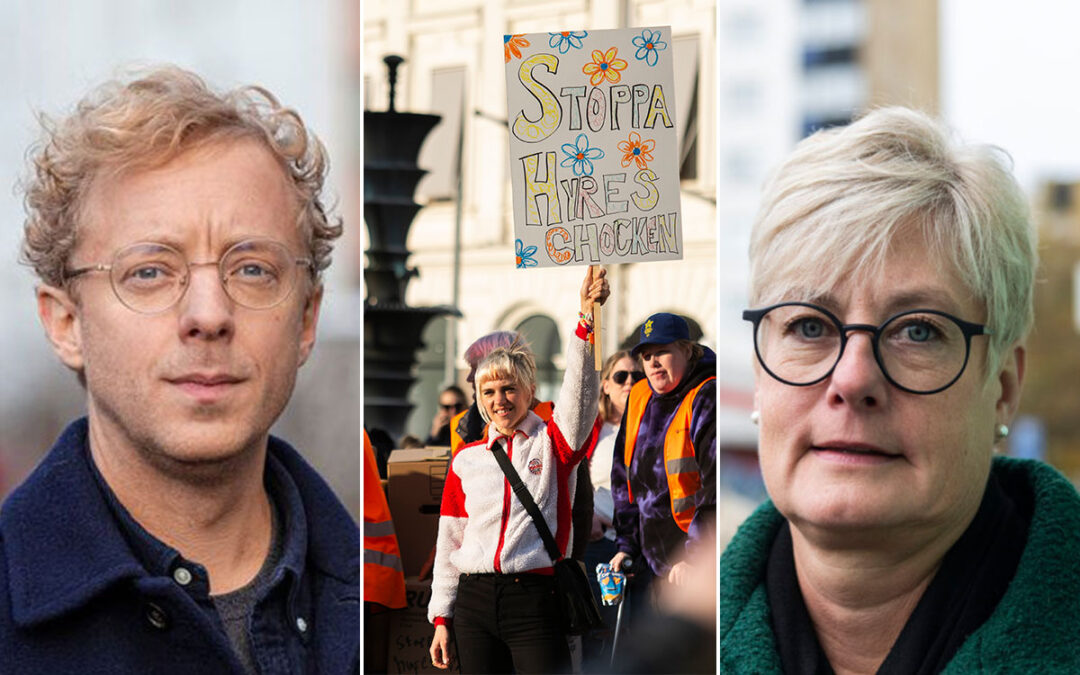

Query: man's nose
left=177, top=264, right=235, bottom=341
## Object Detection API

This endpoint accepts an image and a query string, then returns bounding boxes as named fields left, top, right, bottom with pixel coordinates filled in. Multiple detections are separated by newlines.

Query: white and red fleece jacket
left=428, top=323, right=598, bottom=626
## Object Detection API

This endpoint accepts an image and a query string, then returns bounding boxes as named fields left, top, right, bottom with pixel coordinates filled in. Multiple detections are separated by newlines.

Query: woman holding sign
left=428, top=266, right=608, bottom=674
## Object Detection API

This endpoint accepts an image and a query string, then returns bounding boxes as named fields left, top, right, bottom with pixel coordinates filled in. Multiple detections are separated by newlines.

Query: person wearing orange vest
left=609, top=312, right=716, bottom=587
left=364, top=430, right=406, bottom=610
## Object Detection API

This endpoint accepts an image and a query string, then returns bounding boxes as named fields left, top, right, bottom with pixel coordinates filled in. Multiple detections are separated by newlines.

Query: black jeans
left=453, top=572, right=571, bottom=674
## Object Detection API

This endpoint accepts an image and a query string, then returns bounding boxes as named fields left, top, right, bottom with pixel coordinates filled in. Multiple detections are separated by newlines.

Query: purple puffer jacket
left=610, top=347, right=716, bottom=577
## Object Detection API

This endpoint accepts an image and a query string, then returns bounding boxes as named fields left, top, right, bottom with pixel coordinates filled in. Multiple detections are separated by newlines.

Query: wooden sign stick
left=593, top=268, right=603, bottom=370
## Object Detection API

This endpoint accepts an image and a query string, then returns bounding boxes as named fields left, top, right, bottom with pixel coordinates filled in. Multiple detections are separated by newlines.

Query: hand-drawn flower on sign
left=631, top=29, right=668, bottom=67
left=618, top=132, right=656, bottom=170
left=548, top=30, right=588, bottom=54
left=560, top=133, right=605, bottom=177
left=515, top=239, right=538, bottom=268
left=504, top=34, right=530, bottom=63
left=582, top=47, right=628, bottom=86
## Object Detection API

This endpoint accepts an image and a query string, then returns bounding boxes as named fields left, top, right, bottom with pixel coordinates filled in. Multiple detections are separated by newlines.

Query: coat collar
left=0, top=417, right=358, bottom=627
left=719, top=457, right=1080, bottom=670
left=484, top=410, right=543, bottom=450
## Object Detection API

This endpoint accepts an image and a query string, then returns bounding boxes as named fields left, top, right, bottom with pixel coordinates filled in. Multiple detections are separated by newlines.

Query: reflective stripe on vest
left=364, top=431, right=407, bottom=609
left=365, top=545, right=404, bottom=571
left=622, top=376, right=715, bottom=532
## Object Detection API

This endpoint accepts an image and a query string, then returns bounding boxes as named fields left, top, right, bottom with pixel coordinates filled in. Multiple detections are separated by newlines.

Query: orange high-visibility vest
left=449, top=408, right=469, bottom=456
left=622, top=377, right=715, bottom=532
left=451, top=401, right=554, bottom=456
left=363, top=431, right=406, bottom=609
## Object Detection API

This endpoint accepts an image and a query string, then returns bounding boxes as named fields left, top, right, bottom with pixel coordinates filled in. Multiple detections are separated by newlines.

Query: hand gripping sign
left=505, top=27, right=683, bottom=269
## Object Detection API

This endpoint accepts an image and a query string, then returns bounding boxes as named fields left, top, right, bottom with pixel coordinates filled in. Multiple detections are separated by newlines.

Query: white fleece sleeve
left=552, top=325, right=598, bottom=455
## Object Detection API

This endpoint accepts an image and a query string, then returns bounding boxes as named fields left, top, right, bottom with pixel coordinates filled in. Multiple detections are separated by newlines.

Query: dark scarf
left=767, top=473, right=1029, bottom=675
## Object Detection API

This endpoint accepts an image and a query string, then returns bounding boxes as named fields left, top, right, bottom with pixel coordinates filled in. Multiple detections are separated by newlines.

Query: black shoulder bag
left=490, top=444, right=603, bottom=635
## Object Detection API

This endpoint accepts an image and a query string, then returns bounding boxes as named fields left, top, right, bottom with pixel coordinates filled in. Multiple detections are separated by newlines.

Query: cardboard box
left=387, top=447, right=451, bottom=577
left=386, top=577, right=459, bottom=674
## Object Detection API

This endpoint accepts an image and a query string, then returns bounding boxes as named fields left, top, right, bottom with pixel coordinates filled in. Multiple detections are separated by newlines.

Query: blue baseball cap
left=631, top=312, right=690, bottom=357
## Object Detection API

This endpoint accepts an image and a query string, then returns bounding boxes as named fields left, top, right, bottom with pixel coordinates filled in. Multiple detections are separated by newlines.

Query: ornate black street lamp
left=363, top=55, right=459, bottom=442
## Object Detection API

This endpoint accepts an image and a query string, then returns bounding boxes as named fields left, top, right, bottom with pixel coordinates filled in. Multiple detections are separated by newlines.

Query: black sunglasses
left=439, top=402, right=465, bottom=411
left=611, top=370, right=646, bottom=385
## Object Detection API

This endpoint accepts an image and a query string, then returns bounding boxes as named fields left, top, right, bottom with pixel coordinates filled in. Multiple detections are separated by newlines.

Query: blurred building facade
left=1018, top=180, right=1080, bottom=480
left=363, top=0, right=718, bottom=440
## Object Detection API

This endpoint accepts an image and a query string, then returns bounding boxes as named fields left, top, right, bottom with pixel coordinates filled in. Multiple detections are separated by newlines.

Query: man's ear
left=995, top=343, right=1025, bottom=424
left=37, top=284, right=84, bottom=372
left=297, top=283, right=323, bottom=368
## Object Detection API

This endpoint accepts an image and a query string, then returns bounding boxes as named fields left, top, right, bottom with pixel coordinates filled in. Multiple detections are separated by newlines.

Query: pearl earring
left=997, top=424, right=1009, bottom=440
left=750, top=410, right=760, bottom=425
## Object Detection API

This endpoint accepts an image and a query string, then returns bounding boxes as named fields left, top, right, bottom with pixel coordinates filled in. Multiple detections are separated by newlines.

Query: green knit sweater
left=719, top=457, right=1080, bottom=673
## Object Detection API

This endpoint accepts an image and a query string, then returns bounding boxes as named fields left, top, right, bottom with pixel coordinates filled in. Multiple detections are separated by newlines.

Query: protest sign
left=504, top=27, right=683, bottom=269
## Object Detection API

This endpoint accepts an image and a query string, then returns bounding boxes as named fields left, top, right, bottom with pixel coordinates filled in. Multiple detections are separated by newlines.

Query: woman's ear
left=995, top=344, right=1026, bottom=424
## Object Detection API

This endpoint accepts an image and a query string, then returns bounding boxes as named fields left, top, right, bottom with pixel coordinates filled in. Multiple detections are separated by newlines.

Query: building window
left=515, top=314, right=562, bottom=404
left=801, top=115, right=851, bottom=137
left=417, top=66, right=467, bottom=202
left=1051, top=182, right=1073, bottom=211
left=407, top=316, right=450, bottom=440
left=673, top=34, right=699, bottom=181
left=725, top=9, right=761, bottom=44
left=725, top=81, right=761, bottom=115
left=802, top=45, right=858, bottom=69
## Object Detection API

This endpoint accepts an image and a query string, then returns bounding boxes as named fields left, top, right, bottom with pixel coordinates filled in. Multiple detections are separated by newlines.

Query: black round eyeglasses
left=741, top=302, right=992, bottom=395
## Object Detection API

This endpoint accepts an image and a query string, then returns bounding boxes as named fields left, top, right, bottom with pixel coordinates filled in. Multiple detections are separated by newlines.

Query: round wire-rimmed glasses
left=741, top=302, right=993, bottom=395
left=64, top=238, right=314, bottom=314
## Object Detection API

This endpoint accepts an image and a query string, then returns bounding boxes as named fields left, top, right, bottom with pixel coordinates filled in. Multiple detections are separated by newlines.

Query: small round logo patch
left=528, top=458, right=543, bottom=475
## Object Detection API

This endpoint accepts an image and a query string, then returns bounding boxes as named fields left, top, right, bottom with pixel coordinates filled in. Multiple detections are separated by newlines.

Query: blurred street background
left=0, top=0, right=362, bottom=516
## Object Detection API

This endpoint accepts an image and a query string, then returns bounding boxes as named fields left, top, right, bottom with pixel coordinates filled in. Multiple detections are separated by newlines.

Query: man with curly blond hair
left=0, top=66, right=357, bottom=674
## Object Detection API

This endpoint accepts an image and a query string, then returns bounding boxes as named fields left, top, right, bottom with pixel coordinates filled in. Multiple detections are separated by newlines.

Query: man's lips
left=165, top=373, right=246, bottom=401
left=167, top=373, right=245, bottom=386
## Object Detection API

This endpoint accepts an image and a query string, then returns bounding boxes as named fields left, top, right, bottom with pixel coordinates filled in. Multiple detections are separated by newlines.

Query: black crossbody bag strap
left=490, top=444, right=563, bottom=564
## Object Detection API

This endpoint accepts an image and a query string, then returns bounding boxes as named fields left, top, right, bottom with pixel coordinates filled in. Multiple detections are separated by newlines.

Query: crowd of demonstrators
left=419, top=284, right=718, bottom=673
left=609, top=314, right=717, bottom=596
left=721, top=108, right=1080, bottom=673
left=427, top=385, right=468, bottom=447
left=428, top=266, right=609, bottom=674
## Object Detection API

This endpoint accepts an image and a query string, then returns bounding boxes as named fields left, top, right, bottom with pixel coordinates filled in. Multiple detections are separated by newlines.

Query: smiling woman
left=427, top=266, right=609, bottom=674
left=720, top=107, right=1080, bottom=674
